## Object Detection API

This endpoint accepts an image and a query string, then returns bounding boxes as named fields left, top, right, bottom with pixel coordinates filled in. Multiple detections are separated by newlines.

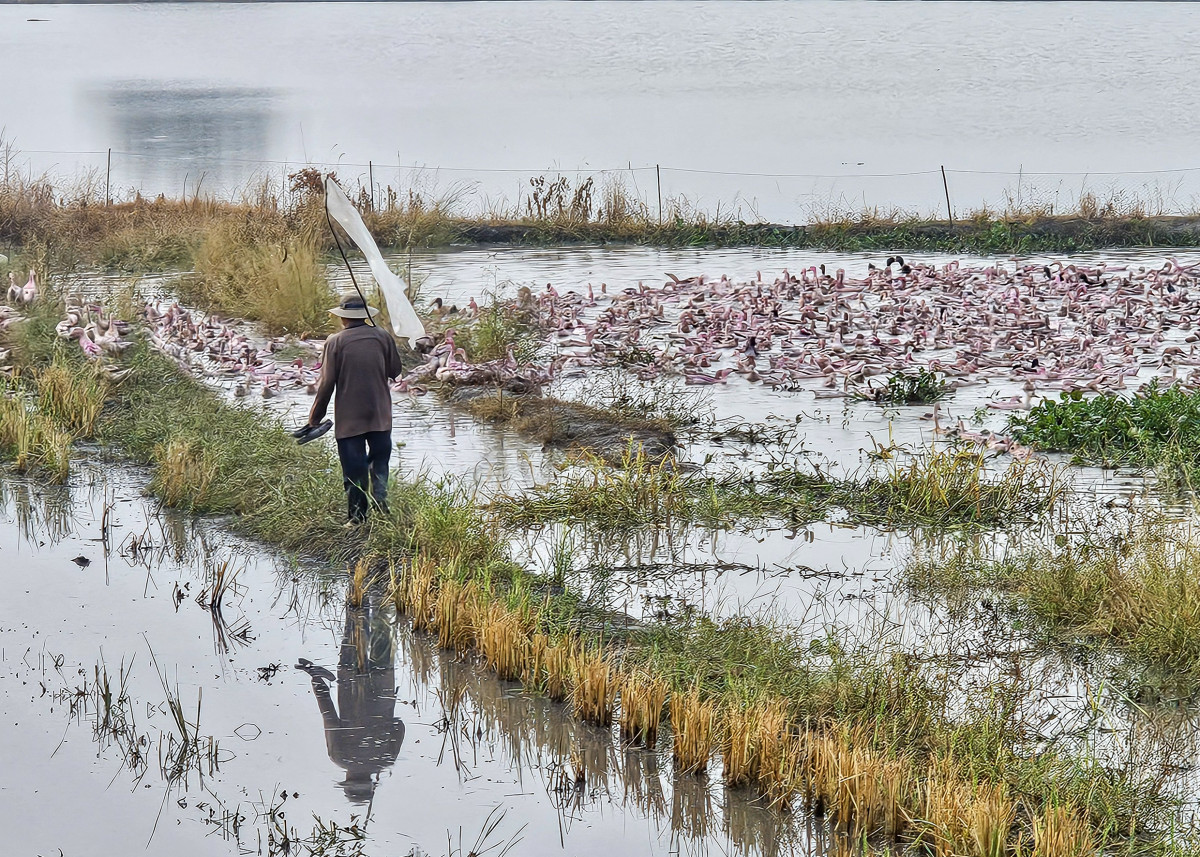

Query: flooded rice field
left=1, top=465, right=817, bottom=856
left=11, top=244, right=1200, bottom=854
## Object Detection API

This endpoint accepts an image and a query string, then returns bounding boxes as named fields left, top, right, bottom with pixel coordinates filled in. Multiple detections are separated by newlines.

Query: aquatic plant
left=1009, top=384, right=1200, bottom=482
left=848, top=444, right=1063, bottom=528
left=908, top=516, right=1200, bottom=691
left=451, top=297, right=543, bottom=365
left=859, top=368, right=949, bottom=406
left=489, top=446, right=822, bottom=532
left=570, top=646, right=616, bottom=727
left=668, top=685, right=717, bottom=775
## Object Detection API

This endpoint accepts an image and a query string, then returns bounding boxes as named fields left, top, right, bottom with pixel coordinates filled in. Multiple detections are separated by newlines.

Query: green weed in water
left=1009, top=384, right=1200, bottom=484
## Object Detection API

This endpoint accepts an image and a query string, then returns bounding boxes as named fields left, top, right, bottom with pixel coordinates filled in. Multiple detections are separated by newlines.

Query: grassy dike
left=8, top=175, right=1200, bottom=283
left=0, top=311, right=1192, bottom=857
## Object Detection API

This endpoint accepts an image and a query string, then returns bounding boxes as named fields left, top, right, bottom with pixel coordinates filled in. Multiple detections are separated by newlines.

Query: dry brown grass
left=478, top=601, right=531, bottom=681
left=346, top=556, right=376, bottom=609
left=1032, top=805, right=1096, bottom=857
left=527, top=632, right=573, bottom=702
left=389, top=556, right=438, bottom=632
left=570, top=647, right=615, bottom=726
left=617, top=670, right=668, bottom=747
left=151, top=438, right=216, bottom=507
left=434, top=579, right=480, bottom=654
left=669, top=685, right=718, bottom=775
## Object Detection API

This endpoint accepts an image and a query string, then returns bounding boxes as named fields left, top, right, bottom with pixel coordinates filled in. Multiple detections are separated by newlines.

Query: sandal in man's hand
left=292, top=419, right=333, bottom=445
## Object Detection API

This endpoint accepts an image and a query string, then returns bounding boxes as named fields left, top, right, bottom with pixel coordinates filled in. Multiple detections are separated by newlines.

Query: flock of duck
left=530, top=257, right=1200, bottom=407
left=9, top=256, right=1200, bottom=459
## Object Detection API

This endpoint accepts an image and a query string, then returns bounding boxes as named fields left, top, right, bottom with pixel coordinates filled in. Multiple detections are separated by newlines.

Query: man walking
left=306, top=295, right=403, bottom=525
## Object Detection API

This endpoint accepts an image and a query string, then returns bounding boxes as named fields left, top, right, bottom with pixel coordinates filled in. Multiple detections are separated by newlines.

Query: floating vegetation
left=489, top=447, right=822, bottom=533
left=450, top=297, right=543, bottom=365
left=497, top=443, right=1060, bottom=535
left=858, top=368, right=949, bottom=405
left=845, top=443, right=1064, bottom=528
left=1009, top=383, right=1200, bottom=481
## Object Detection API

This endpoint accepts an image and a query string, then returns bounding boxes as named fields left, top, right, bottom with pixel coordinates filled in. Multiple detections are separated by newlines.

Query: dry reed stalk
left=346, top=556, right=374, bottom=608
left=966, top=782, right=1015, bottom=857
left=570, top=647, right=615, bottom=726
left=721, top=701, right=760, bottom=788
left=434, top=579, right=481, bottom=653
left=526, top=632, right=573, bottom=701
left=388, top=556, right=438, bottom=631
left=740, top=698, right=799, bottom=806
left=617, top=670, right=668, bottom=747
left=478, top=602, right=530, bottom=681
left=843, top=747, right=915, bottom=839
left=919, top=760, right=971, bottom=857
left=800, top=728, right=839, bottom=816
left=1032, top=805, right=1095, bottom=857
left=669, top=685, right=717, bottom=775
left=152, top=439, right=216, bottom=506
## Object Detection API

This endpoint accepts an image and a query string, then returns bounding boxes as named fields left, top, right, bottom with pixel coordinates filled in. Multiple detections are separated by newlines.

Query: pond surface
left=3, top=2, right=1200, bottom=216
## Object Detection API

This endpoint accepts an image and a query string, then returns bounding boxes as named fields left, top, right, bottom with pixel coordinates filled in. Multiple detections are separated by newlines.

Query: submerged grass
left=909, top=516, right=1200, bottom=692
left=489, top=447, right=824, bottom=532
left=493, top=443, right=1061, bottom=534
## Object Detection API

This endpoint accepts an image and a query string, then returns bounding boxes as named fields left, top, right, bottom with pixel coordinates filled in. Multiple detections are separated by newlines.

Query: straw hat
left=329, top=296, right=380, bottom=319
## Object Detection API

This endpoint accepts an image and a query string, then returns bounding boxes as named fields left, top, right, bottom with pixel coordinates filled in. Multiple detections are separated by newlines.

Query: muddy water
left=110, top=243, right=1166, bottom=624
left=0, top=465, right=834, bottom=857
left=12, top=247, right=1200, bottom=852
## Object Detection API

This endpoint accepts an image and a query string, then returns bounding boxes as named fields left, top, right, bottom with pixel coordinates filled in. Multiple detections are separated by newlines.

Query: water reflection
left=99, top=83, right=279, bottom=196
left=297, top=591, right=405, bottom=805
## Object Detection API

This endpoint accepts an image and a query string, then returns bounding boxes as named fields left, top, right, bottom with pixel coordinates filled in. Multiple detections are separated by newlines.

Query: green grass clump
left=0, top=385, right=72, bottom=480
left=489, top=448, right=822, bottom=533
left=186, top=220, right=335, bottom=337
left=1009, top=385, right=1200, bottom=481
left=763, top=445, right=1062, bottom=529
left=851, top=445, right=1062, bottom=527
left=909, top=518, right=1200, bottom=692
left=451, top=299, right=543, bottom=365
left=860, top=368, right=949, bottom=405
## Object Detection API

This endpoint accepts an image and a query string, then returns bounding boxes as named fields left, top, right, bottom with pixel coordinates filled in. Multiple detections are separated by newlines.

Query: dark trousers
left=336, top=431, right=392, bottom=522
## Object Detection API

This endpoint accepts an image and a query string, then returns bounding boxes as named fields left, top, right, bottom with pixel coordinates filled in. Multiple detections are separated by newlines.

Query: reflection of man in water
left=296, top=593, right=404, bottom=804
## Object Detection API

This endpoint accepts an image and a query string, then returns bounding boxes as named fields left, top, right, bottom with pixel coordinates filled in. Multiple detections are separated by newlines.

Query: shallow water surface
left=0, top=466, right=831, bottom=856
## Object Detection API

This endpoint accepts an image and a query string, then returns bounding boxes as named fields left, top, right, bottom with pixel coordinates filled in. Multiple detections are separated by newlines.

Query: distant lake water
left=3, top=1, right=1199, bottom=220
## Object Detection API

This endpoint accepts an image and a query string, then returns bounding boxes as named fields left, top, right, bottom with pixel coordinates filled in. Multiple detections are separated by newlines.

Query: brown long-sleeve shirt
left=308, top=322, right=403, bottom=439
